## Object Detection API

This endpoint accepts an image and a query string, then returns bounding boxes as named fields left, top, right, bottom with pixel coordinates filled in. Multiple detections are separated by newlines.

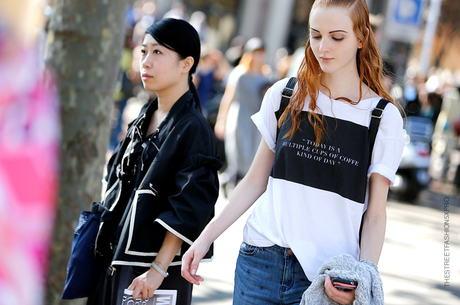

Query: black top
left=94, top=91, right=221, bottom=267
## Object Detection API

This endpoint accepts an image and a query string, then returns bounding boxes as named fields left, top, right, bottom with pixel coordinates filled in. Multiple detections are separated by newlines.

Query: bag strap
left=368, top=98, right=390, bottom=162
left=91, top=202, right=108, bottom=214
left=275, top=77, right=297, bottom=139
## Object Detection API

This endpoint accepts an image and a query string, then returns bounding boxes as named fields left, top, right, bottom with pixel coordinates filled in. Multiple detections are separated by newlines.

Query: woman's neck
left=146, top=80, right=189, bottom=136
left=156, top=80, right=189, bottom=114
left=320, top=69, right=361, bottom=100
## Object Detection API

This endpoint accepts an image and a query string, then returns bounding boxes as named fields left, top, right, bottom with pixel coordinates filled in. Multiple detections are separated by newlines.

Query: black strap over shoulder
left=274, top=79, right=389, bottom=162
left=368, top=98, right=390, bottom=163
left=360, top=98, right=390, bottom=245
left=275, top=77, right=297, bottom=139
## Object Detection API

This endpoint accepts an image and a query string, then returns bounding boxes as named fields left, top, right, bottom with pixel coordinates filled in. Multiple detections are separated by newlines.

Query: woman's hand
left=324, top=276, right=355, bottom=304
left=181, top=237, right=211, bottom=285
left=128, top=231, right=182, bottom=298
left=128, top=267, right=165, bottom=299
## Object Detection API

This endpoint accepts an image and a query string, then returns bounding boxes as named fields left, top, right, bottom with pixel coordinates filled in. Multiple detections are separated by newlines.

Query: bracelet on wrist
left=154, top=260, right=167, bottom=270
left=151, top=261, right=169, bottom=278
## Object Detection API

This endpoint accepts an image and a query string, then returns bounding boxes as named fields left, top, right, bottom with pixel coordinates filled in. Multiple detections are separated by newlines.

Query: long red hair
left=279, top=0, right=395, bottom=144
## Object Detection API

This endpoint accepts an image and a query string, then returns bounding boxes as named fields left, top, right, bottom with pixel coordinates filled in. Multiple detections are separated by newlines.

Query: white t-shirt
left=244, top=78, right=405, bottom=280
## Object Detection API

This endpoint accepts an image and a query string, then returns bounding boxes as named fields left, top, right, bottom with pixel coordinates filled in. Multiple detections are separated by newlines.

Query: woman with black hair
left=87, top=18, right=221, bottom=305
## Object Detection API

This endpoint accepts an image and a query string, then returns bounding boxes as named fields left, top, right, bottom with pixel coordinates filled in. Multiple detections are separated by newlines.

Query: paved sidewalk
left=191, top=188, right=460, bottom=305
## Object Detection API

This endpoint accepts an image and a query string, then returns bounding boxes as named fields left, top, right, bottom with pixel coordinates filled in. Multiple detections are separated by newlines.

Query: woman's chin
left=142, top=83, right=157, bottom=92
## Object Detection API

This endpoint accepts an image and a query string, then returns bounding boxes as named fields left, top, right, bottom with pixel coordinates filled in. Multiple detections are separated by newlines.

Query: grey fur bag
left=300, top=254, right=384, bottom=305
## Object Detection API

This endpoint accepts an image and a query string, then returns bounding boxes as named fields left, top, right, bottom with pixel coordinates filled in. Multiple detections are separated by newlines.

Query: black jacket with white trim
left=94, top=91, right=221, bottom=267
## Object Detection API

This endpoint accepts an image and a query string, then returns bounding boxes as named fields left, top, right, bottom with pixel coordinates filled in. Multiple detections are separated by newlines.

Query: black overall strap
left=275, top=79, right=389, bottom=159
left=368, top=98, right=390, bottom=162
left=275, top=77, right=297, bottom=139
left=359, top=98, right=390, bottom=245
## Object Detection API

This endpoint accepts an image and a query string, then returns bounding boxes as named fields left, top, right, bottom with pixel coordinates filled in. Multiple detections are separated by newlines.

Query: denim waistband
left=255, top=243, right=294, bottom=256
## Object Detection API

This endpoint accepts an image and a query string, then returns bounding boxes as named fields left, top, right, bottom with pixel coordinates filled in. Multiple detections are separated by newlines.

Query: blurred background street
left=191, top=184, right=460, bottom=305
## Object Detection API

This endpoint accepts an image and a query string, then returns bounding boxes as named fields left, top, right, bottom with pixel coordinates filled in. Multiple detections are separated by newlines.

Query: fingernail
left=191, top=269, right=196, bottom=275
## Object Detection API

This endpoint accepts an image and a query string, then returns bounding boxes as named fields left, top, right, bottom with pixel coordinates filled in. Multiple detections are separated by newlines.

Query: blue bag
left=61, top=210, right=101, bottom=299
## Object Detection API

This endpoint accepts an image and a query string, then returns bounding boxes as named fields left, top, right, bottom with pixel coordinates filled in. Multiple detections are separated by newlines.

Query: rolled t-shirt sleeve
left=368, top=103, right=405, bottom=185
left=251, top=78, right=291, bottom=152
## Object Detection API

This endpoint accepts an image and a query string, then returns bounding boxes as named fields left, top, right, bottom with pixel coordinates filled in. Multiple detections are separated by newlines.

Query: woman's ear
left=182, top=56, right=194, bottom=73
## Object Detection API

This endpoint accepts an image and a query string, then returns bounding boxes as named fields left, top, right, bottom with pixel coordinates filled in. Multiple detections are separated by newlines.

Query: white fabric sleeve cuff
left=251, top=112, right=276, bottom=152
left=368, top=163, right=396, bottom=185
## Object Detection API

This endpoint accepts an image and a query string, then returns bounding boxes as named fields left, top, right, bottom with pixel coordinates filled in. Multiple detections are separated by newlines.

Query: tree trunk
left=45, top=1, right=128, bottom=304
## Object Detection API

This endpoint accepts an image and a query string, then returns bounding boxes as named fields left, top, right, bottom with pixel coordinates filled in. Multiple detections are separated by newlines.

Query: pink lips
left=141, top=73, right=152, bottom=79
left=320, top=57, right=333, bottom=63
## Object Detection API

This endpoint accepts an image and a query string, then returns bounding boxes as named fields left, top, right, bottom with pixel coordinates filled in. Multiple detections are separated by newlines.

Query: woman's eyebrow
left=330, top=30, right=347, bottom=34
left=141, top=43, right=161, bottom=47
left=309, top=27, right=348, bottom=34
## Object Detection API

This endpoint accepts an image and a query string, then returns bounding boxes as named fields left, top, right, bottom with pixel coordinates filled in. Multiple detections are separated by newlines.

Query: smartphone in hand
left=330, top=277, right=357, bottom=292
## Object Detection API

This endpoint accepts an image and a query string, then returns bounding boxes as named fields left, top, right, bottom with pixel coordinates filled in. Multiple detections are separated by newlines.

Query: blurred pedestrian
left=193, top=45, right=231, bottom=171
left=194, top=45, right=220, bottom=113
left=420, top=91, right=442, bottom=125
left=163, top=2, right=188, bottom=21
left=224, top=35, right=246, bottom=68
left=215, top=37, right=270, bottom=192
left=189, top=11, right=208, bottom=42
left=182, top=1, right=404, bottom=304
left=87, top=18, right=221, bottom=305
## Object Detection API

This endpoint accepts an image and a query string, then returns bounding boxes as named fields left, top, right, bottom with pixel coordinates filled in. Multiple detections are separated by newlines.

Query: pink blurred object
left=0, top=39, right=60, bottom=304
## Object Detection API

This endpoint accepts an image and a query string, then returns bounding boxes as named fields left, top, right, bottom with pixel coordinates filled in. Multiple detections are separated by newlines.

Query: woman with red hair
left=183, top=1, right=405, bottom=304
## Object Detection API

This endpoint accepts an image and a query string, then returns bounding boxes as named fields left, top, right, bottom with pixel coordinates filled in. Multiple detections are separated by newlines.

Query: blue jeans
left=233, top=242, right=311, bottom=305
